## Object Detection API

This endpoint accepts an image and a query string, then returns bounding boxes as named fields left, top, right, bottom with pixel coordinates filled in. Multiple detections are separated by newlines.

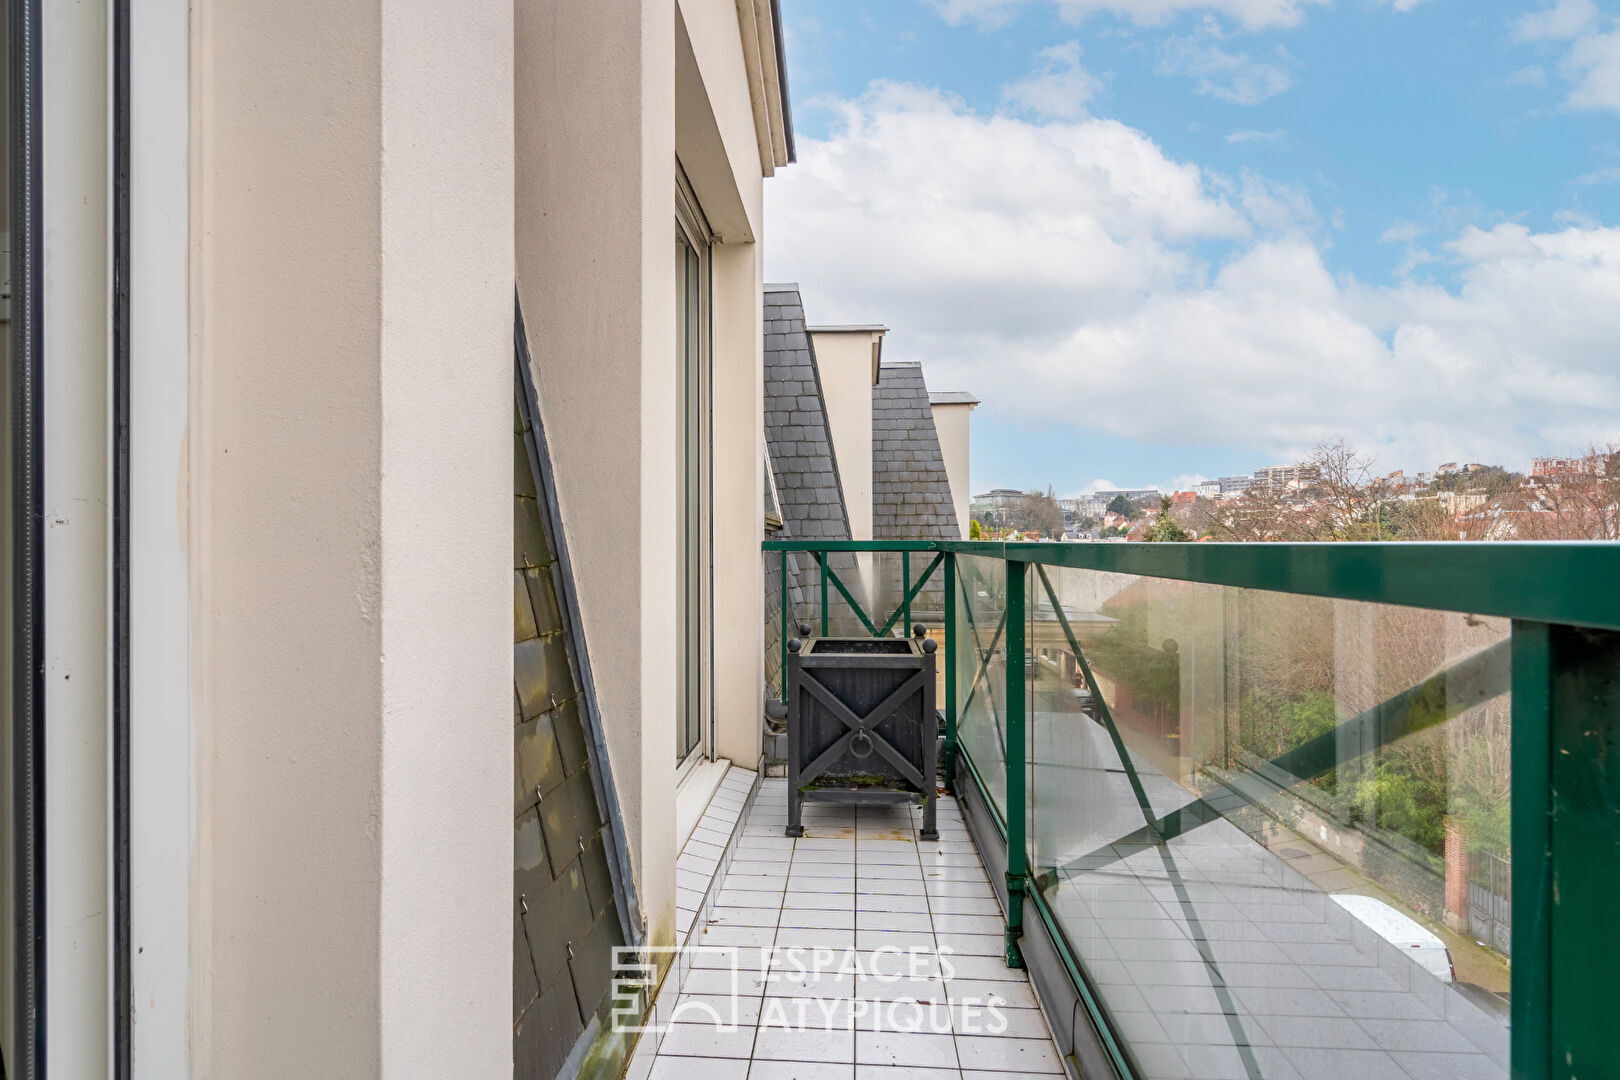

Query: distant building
left=1533, top=455, right=1605, bottom=479
left=974, top=487, right=1035, bottom=509
left=1198, top=476, right=1252, bottom=499
left=1439, top=491, right=1487, bottom=515
left=1253, top=464, right=1318, bottom=490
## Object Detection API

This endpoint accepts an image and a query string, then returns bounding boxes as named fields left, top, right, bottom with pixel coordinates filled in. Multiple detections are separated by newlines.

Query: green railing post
left=819, top=550, right=828, bottom=637
left=901, top=549, right=911, bottom=638
left=1513, top=620, right=1620, bottom=1080
left=779, top=551, right=789, bottom=706
left=1004, top=558, right=1027, bottom=969
left=1510, top=620, right=1550, bottom=1080
left=944, top=553, right=958, bottom=793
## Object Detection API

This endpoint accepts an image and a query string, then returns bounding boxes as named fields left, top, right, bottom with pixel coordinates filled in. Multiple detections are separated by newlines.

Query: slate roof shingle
left=872, top=362, right=961, bottom=540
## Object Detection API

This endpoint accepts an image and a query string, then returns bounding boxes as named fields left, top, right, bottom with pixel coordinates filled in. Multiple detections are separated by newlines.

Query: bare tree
left=1300, top=439, right=1392, bottom=540
left=1497, top=444, right=1620, bottom=540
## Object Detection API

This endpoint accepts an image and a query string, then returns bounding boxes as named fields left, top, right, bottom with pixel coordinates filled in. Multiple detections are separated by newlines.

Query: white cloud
left=1514, top=1, right=1620, bottom=112
left=1505, top=64, right=1549, bottom=88
left=1564, top=21, right=1620, bottom=109
left=1061, top=479, right=1120, bottom=499
left=1384, top=0, right=1436, bottom=10
left=926, top=0, right=1329, bottom=31
left=1226, top=128, right=1288, bottom=143
left=1515, top=0, right=1599, bottom=42
left=923, top=0, right=1027, bottom=29
left=1003, top=41, right=1104, bottom=119
left=767, top=85, right=1620, bottom=468
left=1380, top=220, right=1423, bottom=245
left=1575, top=165, right=1620, bottom=184
left=1157, top=30, right=1297, bottom=104
left=1051, top=0, right=1328, bottom=30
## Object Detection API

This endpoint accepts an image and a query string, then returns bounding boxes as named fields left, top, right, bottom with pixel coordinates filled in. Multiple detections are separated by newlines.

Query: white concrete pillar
left=197, top=0, right=512, bottom=1073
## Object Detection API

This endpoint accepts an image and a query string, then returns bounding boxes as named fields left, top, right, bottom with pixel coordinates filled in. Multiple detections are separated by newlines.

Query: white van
left=1331, top=893, right=1456, bottom=983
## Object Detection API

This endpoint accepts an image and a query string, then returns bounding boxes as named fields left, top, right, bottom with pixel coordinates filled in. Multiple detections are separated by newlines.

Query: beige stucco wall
left=516, top=0, right=680, bottom=949
left=931, top=402, right=975, bottom=539
left=196, top=0, right=512, bottom=1074
left=809, top=331, right=879, bottom=546
left=516, top=0, right=775, bottom=949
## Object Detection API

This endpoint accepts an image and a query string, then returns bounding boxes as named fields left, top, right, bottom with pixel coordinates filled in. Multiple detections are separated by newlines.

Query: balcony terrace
left=638, top=787, right=1068, bottom=1080
left=756, top=539, right=1620, bottom=1080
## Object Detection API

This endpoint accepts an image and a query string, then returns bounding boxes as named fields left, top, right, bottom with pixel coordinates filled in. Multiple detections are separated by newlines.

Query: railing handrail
left=764, top=539, right=1620, bottom=630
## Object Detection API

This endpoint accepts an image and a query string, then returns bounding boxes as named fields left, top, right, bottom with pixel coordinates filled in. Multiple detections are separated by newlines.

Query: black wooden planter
left=784, top=624, right=939, bottom=840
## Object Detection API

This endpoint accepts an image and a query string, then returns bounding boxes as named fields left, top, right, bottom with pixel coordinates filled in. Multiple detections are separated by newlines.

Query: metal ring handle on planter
left=848, top=728, right=873, bottom=758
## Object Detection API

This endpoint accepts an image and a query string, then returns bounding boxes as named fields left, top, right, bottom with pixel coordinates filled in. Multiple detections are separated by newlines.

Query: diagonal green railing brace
left=877, top=553, right=942, bottom=638
left=822, top=561, right=878, bottom=636
left=1035, top=636, right=1512, bottom=889
left=1035, top=564, right=1158, bottom=833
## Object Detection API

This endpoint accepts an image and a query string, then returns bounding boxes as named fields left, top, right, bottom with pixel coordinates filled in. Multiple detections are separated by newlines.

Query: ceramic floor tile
left=934, top=934, right=1004, bottom=958
left=854, top=878, right=926, bottom=896
left=857, top=911, right=933, bottom=933
left=860, top=998, right=955, bottom=1034
left=709, top=907, right=783, bottom=928
left=700, top=926, right=779, bottom=949
left=754, top=1025, right=858, bottom=1064
left=950, top=1004, right=1050, bottom=1040
left=856, top=1030, right=959, bottom=1068
left=719, top=889, right=787, bottom=908
left=855, top=972, right=948, bottom=1003
left=656, top=1022, right=758, bottom=1059
left=952, top=1037, right=1062, bottom=1074
left=783, top=891, right=856, bottom=912
left=778, top=908, right=857, bottom=931
left=930, top=915, right=1003, bottom=936
left=945, top=979, right=1037, bottom=1010
left=775, top=927, right=857, bottom=951
left=856, top=1068, right=959, bottom=1080
left=925, top=896, right=1002, bottom=916
left=749, top=1062, right=854, bottom=1080
left=672, top=994, right=763, bottom=1028
left=857, top=929, right=937, bottom=952
left=682, top=966, right=770, bottom=997
left=760, top=997, right=861, bottom=1031
left=853, top=894, right=931, bottom=914
left=649, top=1056, right=753, bottom=1080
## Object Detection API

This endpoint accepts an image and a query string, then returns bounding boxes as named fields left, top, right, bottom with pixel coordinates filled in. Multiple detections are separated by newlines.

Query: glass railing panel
left=1026, top=563, right=1511, bottom=1080
left=955, top=554, right=1009, bottom=819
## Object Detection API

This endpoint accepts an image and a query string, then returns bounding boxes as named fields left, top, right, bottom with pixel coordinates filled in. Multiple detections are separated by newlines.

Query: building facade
left=1, top=1, right=792, bottom=1076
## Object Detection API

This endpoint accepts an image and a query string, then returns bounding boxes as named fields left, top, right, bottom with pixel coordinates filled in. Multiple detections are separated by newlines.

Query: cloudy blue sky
left=763, top=0, right=1620, bottom=497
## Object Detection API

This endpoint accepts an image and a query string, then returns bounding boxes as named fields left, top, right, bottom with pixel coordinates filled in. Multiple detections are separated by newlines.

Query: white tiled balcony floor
left=647, top=779, right=1068, bottom=1080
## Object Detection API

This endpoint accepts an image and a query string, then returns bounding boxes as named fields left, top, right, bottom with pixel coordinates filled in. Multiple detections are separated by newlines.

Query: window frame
left=674, top=167, right=714, bottom=777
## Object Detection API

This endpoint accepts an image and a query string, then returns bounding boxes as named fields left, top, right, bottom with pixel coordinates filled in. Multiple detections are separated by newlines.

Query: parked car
left=1331, top=894, right=1456, bottom=982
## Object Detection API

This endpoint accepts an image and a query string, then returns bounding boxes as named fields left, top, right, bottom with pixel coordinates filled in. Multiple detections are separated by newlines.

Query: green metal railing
left=765, top=538, right=1620, bottom=1080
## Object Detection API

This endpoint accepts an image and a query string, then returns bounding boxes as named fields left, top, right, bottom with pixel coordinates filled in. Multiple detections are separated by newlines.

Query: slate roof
left=763, top=286, right=858, bottom=642
left=763, top=286, right=852, bottom=545
left=873, top=362, right=961, bottom=539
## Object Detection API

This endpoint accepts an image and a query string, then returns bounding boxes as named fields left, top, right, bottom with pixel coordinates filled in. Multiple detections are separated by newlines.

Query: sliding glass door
left=675, top=179, right=711, bottom=767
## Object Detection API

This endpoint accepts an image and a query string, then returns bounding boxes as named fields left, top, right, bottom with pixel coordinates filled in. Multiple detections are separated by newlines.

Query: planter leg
left=920, top=719, right=940, bottom=841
